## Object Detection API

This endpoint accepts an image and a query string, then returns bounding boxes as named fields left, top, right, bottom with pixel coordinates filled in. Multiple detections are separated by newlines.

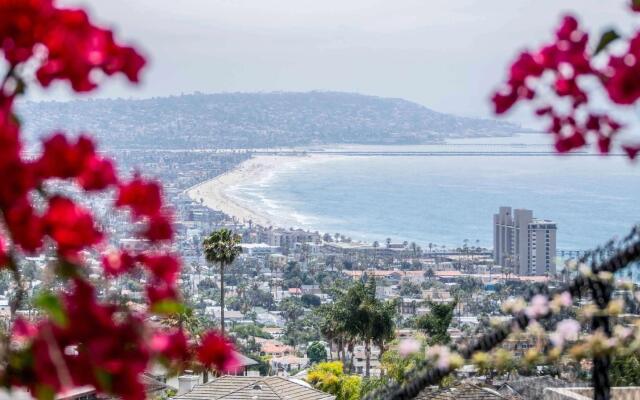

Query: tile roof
left=234, top=352, right=259, bottom=367
left=416, top=383, right=511, bottom=399
left=498, top=376, right=587, bottom=400
left=173, top=375, right=334, bottom=400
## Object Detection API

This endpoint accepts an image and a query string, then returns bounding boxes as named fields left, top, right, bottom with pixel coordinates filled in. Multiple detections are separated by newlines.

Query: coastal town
left=3, top=1, right=640, bottom=399
left=0, top=147, right=635, bottom=400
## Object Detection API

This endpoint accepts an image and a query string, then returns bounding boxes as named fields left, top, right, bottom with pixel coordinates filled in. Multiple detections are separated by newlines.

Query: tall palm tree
left=203, top=228, right=242, bottom=335
left=360, top=278, right=395, bottom=377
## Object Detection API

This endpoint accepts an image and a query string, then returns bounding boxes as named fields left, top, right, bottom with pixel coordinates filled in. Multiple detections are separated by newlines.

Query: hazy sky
left=48, top=0, right=635, bottom=123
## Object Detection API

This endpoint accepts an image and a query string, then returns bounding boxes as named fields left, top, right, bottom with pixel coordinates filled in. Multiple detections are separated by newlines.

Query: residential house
left=259, top=340, right=295, bottom=358
left=271, top=355, right=309, bottom=374
left=173, top=375, right=334, bottom=400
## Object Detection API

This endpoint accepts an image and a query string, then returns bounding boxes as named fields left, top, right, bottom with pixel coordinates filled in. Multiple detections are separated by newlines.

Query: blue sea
left=229, top=134, right=640, bottom=251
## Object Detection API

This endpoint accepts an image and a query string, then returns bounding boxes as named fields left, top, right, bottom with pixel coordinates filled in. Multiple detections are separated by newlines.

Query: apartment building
left=493, top=206, right=557, bottom=276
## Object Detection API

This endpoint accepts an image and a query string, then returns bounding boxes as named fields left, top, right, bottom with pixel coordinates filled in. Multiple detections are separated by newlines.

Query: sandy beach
left=186, top=155, right=333, bottom=227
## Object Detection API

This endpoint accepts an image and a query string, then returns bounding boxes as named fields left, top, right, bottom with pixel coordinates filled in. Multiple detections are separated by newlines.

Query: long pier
left=253, top=150, right=601, bottom=157
left=108, top=148, right=628, bottom=157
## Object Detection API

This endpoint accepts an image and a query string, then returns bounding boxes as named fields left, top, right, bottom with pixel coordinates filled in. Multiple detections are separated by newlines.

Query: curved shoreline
left=186, top=155, right=338, bottom=228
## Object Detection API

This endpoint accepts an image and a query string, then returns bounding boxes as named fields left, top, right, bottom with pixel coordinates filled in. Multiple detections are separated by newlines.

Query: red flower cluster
left=37, top=134, right=117, bottom=190
left=0, top=1, right=236, bottom=398
left=12, top=282, right=237, bottom=398
left=43, top=196, right=102, bottom=258
left=492, top=16, right=591, bottom=114
left=0, top=0, right=145, bottom=91
left=603, top=32, right=640, bottom=105
left=116, top=177, right=174, bottom=243
left=15, top=281, right=150, bottom=399
left=197, top=331, right=240, bottom=373
left=0, top=234, right=8, bottom=268
left=102, top=249, right=137, bottom=276
left=150, top=329, right=189, bottom=363
left=492, top=14, right=640, bottom=156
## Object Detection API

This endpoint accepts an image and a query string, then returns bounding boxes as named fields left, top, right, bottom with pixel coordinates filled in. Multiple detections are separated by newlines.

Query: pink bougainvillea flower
left=550, top=319, right=581, bottom=347
left=150, top=329, right=189, bottom=362
left=116, top=176, right=163, bottom=218
left=426, top=345, right=452, bottom=370
left=143, top=213, right=174, bottom=242
left=102, top=249, right=137, bottom=276
left=43, top=196, right=103, bottom=257
left=525, top=294, right=549, bottom=319
left=197, top=331, right=238, bottom=372
left=141, top=254, right=180, bottom=285
left=398, top=338, right=421, bottom=357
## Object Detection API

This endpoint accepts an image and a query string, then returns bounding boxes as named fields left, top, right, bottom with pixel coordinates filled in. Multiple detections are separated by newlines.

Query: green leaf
left=95, top=368, right=113, bottom=391
left=13, top=77, right=26, bottom=96
left=9, top=348, right=33, bottom=370
left=54, top=259, right=81, bottom=280
left=595, top=29, right=620, bottom=55
left=151, top=299, right=186, bottom=316
left=34, top=292, right=68, bottom=327
left=36, top=385, right=55, bottom=400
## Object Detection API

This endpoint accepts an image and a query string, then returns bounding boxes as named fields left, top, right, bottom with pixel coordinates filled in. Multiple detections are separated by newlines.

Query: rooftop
left=416, top=383, right=511, bottom=399
left=173, top=375, right=334, bottom=400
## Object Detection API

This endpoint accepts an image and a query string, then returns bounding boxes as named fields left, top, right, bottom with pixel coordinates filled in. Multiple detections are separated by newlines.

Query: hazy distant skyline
left=47, top=0, right=634, bottom=125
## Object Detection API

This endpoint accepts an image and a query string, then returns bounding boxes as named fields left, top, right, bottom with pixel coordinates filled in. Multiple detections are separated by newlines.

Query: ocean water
left=229, top=135, right=640, bottom=251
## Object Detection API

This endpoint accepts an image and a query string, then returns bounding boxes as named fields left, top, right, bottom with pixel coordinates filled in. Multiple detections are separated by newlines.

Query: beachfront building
left=493, top=206, right=557, bottom=276
left=260, top=228, right=322, bottom=249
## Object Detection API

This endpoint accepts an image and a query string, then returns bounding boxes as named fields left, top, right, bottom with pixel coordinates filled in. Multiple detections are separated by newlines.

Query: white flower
left=614, top=325, right=633, bottom=341
left=578, top=264, right=593, bottom=277
left=550, top=291, right=572, bottom=313
left=525, top=294, right=549, bottom=319
left=558, top=291, right=572, bottom=307
left=550, top=319, right=580, bottom=348
left=502, top=297, right=526, bottom=314
left=565, top=259, right=578, bottom=271
left=398, top=339, right=421, bottom=357
left=426, top=345, right=451, bottom=370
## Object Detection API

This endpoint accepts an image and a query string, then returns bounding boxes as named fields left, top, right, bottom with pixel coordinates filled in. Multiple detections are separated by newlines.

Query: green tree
left=280, top=297, right=305, bottom=324
left=416, top=301, right=457, bottom=345
left=321, top=278, right=396, bottom=377
left=424, top=267, right=435, bottom=281
left=307, top=341, right=328, bottom=364
left=399, top=280, right=422, bottom=297
left=284, top=311, right=322, bottom=346
left=162, top=307, right=204, bottom=337
left=307, top=361, right=362, bottom=400
left=381, top=343, right=426, bottom=384
left=284, top=261, right=303, bottom=288
left=203, top=228, right=242, bottom=335
left=231, top=324, right=272, bottom=340
left=301, top=293, right=322, bottom=308
left=318, top=303, right=345, bottom=362
left=611, top=353, right=640, bottom=386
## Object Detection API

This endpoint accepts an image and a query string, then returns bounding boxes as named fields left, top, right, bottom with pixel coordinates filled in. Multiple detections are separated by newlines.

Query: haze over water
left=229, top=135, right=640, bottom=250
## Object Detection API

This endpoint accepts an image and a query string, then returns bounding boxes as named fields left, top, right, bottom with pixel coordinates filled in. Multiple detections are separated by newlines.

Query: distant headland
left=18, top=91, right=522, bottom=149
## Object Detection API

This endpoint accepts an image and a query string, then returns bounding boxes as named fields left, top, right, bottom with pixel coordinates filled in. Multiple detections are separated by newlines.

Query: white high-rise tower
left=493, top=206, right=557, bottom=276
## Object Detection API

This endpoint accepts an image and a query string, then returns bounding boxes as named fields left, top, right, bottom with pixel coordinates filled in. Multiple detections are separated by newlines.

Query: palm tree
left=360, top=278, right=395, bottom=377
left=424, top=267, right=435, bottom=281
left=163, top=307, right=203, bottom=336
left=410, top=242, right=418, bottom=258
left=203, top=228, right=242, bottom=335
